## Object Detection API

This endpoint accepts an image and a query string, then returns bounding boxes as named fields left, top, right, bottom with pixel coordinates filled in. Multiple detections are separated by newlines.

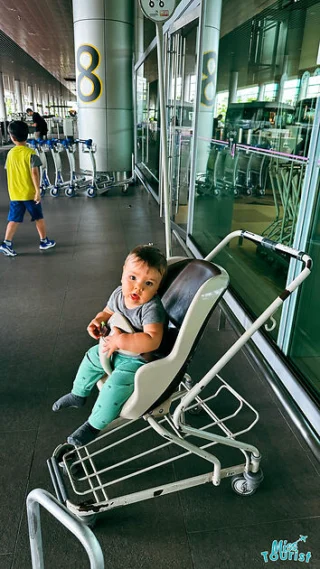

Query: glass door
left=166, top=22, right=198, bottom=234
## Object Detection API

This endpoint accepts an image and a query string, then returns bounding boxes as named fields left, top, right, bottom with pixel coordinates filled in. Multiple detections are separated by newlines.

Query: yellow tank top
left=6, top=145, right=38, bottom=200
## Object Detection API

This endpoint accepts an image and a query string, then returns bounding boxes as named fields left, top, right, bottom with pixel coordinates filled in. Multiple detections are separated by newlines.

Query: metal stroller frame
left=28, top=139, right=53, bottom=196
left=48, top=230, right=311, bottom=525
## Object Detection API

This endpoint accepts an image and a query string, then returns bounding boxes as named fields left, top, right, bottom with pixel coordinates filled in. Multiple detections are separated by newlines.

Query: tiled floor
left=0, top=149, right=319, bottom=569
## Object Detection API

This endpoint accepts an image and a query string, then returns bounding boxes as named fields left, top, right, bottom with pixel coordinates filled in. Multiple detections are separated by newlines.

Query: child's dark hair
left=8, top=121, right=29, bottom=142
left=126, top=245, right=167, bottom=277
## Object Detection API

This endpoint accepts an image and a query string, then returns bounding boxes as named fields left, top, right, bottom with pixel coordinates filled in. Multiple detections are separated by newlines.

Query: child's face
left=121, top=256, right=163, bottom=309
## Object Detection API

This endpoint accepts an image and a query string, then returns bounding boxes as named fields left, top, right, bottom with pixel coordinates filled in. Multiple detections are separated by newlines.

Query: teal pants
left=72, top=345, right=145, bottom=430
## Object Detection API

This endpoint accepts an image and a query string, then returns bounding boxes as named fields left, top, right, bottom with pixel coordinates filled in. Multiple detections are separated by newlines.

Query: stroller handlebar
left=205, top=229, right=312, bottom=269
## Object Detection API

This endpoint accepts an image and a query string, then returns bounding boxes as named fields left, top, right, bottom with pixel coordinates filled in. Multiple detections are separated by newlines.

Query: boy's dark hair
left=127, top=245, right=167, bottom=277
left=26, top=108, right=33, bottom=113
left=8, top=120, right=29, bottom=142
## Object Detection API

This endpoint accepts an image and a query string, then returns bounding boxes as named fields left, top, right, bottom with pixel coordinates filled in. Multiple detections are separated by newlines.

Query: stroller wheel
left=231, top=469, right=263, bottom=496
left=231, top=475, right=257, bottom=496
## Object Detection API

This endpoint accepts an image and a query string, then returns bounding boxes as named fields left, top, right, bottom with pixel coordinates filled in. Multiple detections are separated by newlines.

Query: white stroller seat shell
left=120, top=263, right=229, bottom=420
left=99, top=312, right=136, bottom=375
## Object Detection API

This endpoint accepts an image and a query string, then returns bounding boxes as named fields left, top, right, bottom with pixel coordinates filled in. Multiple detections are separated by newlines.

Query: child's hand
left=34, top=192, right=41, bottom=204
left=87, top=317, right=105, bottom=339
left=101, top=327, right=122, bottom=357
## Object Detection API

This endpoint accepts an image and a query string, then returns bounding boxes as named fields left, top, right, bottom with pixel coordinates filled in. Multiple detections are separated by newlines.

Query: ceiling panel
left=0, top=0, right=75, bottom=94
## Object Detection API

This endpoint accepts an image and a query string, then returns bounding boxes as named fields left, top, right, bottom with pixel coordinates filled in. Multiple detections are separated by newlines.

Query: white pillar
left=27, top=85, right=33, bottom=107
left=73, top=0, right=134, bottom=173
left=42, top=93, right=48, bottom=115
left=0, top=72, right=8, bottom=123
left=32, top=86, right=37, bottom=111
left=298, top=71, right=310, bottom=101
left=258, top=84, right=265, bottom=102
left=195, top=0, right=222, bottom=172
left=9, top=77, right=16, bottom=114
left=14, top=80, right=23, bottom=113
left=228, top=71, right=238, bottom=104
left=47, top=92, right=52, bottom=114
left=37, top=89, right=42, bottom=113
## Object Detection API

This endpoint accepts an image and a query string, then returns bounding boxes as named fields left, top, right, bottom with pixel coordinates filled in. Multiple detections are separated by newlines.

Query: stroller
left=48, top=230, right=311, bottom=525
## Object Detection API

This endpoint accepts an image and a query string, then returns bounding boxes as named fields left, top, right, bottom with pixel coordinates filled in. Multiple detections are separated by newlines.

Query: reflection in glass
left=289, top=176, right=320, bottom=399
left=190, top=0, right=320, bottom=338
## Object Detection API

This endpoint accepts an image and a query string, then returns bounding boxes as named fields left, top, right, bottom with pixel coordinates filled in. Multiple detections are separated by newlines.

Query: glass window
left=289, top=175, right=320, bottom=400
left=191, top=0, right=320, bottom=343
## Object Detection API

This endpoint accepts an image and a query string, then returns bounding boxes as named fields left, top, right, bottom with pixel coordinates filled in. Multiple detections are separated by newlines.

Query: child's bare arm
left=101, top=322, right=164, bottom=357
left=87, top=307, right=113, bottom=339
left=31, top=167, right=41, bottom=203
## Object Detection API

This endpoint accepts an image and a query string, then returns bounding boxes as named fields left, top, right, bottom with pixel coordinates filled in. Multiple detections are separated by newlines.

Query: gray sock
left=52, top=393, right=86, bottom=412
left=67, top=421, right=100, bottom=447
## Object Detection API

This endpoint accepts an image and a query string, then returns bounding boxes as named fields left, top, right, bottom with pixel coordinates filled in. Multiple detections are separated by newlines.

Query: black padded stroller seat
left=119, top=258, right=229, bottom=420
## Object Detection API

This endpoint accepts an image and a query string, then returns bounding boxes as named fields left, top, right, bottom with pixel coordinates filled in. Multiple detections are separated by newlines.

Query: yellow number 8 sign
left=201, top=51, right=216, bottom=107
left=77, top=44, right=102, bottom=103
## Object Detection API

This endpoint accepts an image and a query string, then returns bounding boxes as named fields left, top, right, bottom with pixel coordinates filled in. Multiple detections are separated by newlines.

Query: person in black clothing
left=26, top=108, right=48, bottom=139
left=212, top=114, right=223, bottom=138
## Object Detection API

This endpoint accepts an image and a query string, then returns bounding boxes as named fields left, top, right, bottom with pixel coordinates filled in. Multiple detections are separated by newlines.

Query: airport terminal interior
left=0, top=1, right=319, bottom=568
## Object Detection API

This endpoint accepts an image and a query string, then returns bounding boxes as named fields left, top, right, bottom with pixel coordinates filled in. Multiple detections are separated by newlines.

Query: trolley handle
left=205, top=230, right=312, bottom=270
left=75, top=138, right=93, bottom=149
left=240, top=230, right=312, bottom=268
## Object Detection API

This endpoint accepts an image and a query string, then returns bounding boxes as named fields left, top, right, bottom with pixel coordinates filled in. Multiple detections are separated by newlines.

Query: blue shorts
left=8, top=200, right=44, bottom=223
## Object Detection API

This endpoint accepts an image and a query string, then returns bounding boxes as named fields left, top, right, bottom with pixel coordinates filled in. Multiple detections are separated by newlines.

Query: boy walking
left=52, top=245, right=167, bottom=447
left=0, top=120, right=55, bottom=257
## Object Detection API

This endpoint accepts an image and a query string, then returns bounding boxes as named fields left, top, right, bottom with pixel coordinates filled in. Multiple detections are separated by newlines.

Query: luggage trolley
left=28, top=138, right=53, bottom=196
left=48, top=230, right=311, bottom=525
left=76, top=139, right=133, bottom=198
left=60, top=138, right=88, bottom=198
left=265, top=156, right=306, bottom=246
left=47, top=139, right=71, bottom=197
left=195, top=142, right=228, bottom=197
left=222, top=149, right=240, bottom=196
left=75, top=139, right=112, bottom=198
left=246, top=150, right=269, bottom=196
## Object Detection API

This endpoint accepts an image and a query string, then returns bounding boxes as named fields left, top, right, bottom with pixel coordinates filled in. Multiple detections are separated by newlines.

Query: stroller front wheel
left=231, top=475, right=256, bottom=496
left=231, top=469, right=263, bottom=496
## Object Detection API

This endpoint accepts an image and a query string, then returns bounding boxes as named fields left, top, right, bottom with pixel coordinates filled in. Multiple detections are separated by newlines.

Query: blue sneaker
left=39, top=238, right=56, bottom=251
left=0, top=242, right=17, bottom=257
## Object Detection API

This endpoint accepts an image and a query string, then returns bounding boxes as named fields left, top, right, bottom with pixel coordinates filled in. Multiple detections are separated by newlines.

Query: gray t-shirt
left=107, top=285, right=166, bottom=331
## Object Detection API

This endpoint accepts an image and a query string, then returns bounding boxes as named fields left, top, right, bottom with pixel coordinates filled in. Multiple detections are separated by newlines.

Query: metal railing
left=26, top=488, right=104, bottom=569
